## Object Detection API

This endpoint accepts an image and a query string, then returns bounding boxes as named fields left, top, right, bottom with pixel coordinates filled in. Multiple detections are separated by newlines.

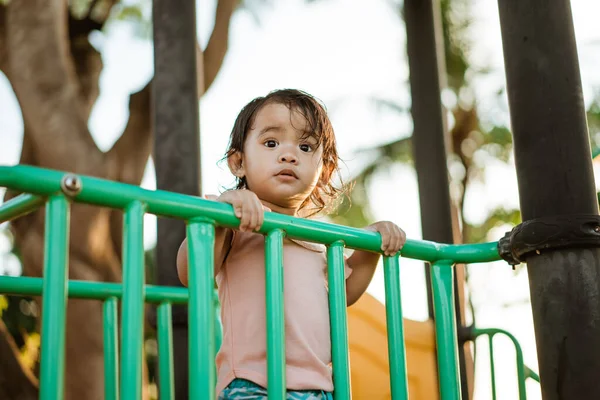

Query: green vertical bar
left=158, top=302, right=175, bottom=400
left=104, top=297, right=119, bottom=400
left=383, top=256, right=409, bottom=399
left=488, top=335, right=497, bottom=400
left=265, top=229, right=286, bottom=399
left=120, top=201, right=145, bottom=400
left=327, top=242, right=350, bottom=400
left=474, top=328, right=529, bottom=400
left=513, top=336, right=528, bottom=400
left=39, top=195, right=70, bottom=400
left=431, top=260, right=461, bottom=400
left=187, top=220, right=216, bottom=399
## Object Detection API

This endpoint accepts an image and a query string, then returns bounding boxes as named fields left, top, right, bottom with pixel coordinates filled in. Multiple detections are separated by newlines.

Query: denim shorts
left=218, top=378, right=334, bottom=399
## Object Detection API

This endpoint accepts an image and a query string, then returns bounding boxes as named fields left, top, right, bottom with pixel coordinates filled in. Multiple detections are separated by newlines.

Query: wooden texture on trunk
left=0, top=1, right=238, bottom=398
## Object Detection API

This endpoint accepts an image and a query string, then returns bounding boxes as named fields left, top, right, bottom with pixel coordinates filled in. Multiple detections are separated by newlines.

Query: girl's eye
left=265, top=140, right=278, bottom=148
left=299, top=144, right=312, bottom=152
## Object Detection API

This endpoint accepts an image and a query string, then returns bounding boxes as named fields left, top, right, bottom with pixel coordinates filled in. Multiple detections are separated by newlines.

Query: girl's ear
left=227, top=151, right=245, bottom=178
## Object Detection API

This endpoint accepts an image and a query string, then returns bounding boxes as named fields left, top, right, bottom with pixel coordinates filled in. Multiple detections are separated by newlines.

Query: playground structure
left=0, top=165, right=537, bottom=400
left=2, top=0, right=600, bottom=399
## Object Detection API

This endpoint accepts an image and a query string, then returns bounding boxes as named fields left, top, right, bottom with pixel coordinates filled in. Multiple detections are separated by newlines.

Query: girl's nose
left=278, top=152, right=298, bottom=164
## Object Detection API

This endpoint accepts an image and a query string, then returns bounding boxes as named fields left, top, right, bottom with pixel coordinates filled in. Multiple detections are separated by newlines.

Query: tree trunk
left=0, top=1, right=237, bottom=399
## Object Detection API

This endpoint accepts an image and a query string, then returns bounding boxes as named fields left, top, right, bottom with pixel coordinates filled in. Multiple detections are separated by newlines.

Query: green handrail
left=0, top=164, right=538, bottom=400
left=328, top=242, right=351, bottom=399
left=265, top=229, right=286, bottom=399
left=0, top=165, right=500, bottom=264
left=103, top=297, right=119, bottom=399
left=186, top=220, right=216, bottom=399
left=432, top=260, right=462, bottom=399
left=472, top=328, right=538, bottom=400
left=39, top=195, right=70, bottom=400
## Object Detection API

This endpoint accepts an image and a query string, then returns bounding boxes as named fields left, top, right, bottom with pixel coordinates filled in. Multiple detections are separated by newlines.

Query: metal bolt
left=60, top=174, right=82, bottom=196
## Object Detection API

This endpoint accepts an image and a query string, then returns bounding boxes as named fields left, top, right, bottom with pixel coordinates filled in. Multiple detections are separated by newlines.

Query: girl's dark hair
left=225, top=89, right=344, bottom=216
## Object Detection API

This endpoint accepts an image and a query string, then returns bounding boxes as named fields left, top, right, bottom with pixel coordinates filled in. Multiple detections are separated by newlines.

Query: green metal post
left=0, top=275, right=191, bottom=304
left=431, top=260, right=461, bottom=400
left=0, top=164, right=504, bottom=264
left=158, top=302, right=175, bottom=400
left=186, top=220, right=216, bottom=399
left=0, top=193, right=45, bottom=223
left=265, top=229, right=286, bottom=399
left=39, top=195, right=70, bottom=400
left=473, top=328, right=528, bottom=400
left=488, top=336, right=497, bottom=400
left=328, top=242, right=351, bottom=400
left=120, top=201, right=146, bottom=400
left=383, top=256, right=409, bottom=399
left=104, top=297, right=119, bottom=400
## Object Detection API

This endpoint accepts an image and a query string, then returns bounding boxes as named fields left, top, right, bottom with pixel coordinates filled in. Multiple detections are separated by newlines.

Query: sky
left=2, top=0, right=600, bottom=398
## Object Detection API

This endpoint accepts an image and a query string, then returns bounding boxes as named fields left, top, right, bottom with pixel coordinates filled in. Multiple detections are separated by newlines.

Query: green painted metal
left=0, top=166, right=541, bottom=400
left=186, top=220, right=216, bottom=399
left=489, top=336, right=497, bottom=400
left=120, top=201, right=146, bottom=400
left=383, top=256, right=409, bottom=399
left=0, top=165, right=500, bottom=264
left=431, top=260, right=462, bottom=400
left=158, top=302, right=175, bottom=400
left=525, top=365, right=540, bottom=383
left=328, top=242, right=351, bottom=400
left=39, top=195, right=70, bottom=400
left=0, top=275, right=190, bottom=303
left=103, top=297, right=119, bottom=400
left=265, top=229, right=286, bottom=399
left=473, top=328, right=529, bottom=400
left=0, top=193, right=45, bottom=223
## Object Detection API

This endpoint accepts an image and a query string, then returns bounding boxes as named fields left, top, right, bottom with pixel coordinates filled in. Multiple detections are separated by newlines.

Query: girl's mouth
left=276, top=169, right=298, bottom=178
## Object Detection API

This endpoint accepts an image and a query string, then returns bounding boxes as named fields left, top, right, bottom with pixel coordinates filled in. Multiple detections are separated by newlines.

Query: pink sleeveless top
left=214, top=230, right=351, bottom=395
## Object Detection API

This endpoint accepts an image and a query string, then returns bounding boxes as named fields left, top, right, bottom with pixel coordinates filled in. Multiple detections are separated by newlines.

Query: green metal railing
left=0, top=165, right=535, bottom=399
left=472, top=328, right=540, bottom=400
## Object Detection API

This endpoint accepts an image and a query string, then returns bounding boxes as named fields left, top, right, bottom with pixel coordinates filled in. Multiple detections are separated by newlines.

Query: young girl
left=177, top=89, right=406, bottom=399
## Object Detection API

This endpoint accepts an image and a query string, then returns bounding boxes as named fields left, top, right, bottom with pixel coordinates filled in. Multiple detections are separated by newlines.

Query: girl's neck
left=260, top=199, right=301, bottom=217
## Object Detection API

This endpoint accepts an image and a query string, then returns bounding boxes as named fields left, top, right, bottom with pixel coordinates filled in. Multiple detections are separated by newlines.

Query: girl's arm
left=176, top=190, right=266, bottom=287
left=345, top=221, right=406, bottom=306
left=345, top=250, right=380, bottom=306
left=176, top=227, right=233, bottom=287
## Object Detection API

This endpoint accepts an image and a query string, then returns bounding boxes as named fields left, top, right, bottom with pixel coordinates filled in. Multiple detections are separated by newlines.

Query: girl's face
left=228, top=102, right=324, bottom=214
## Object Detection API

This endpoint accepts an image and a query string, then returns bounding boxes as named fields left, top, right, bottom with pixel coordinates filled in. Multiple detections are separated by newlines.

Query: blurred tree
left=0, top=0, right=239, bottom=398
left=329, top=4, right=519, bottom=398
left=332, top=0, right=518, bottom=245
left=588, top=94, right=600, bottom=153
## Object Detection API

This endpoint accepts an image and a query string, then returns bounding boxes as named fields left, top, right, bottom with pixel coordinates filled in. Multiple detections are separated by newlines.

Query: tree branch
left=68, top=14, right=103, bottom=40
left=6, top=0, right=105, bottom=175
left=70, top=36, right=103, bottom=117
left=0, top=320, right=39, bottom=400
left=86, top=0, right=102, bottom=19
left=202, top=0, right=238, bottom=92
left=106, top=82, right=152, bottom=255
left=104, top=0, right=239, bottom=253
left=107, top=82, right=152, bottom=184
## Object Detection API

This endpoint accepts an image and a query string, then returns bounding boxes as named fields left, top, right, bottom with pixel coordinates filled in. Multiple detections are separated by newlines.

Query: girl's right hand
left=206, top=190, right=268, bottom=232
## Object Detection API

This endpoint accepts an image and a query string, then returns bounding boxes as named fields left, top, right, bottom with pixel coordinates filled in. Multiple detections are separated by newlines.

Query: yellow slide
left=347, top=293, right=439, bottom=399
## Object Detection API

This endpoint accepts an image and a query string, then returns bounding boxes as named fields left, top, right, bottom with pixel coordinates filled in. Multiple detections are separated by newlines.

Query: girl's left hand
left=365, top=221, right=406, bottom=256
